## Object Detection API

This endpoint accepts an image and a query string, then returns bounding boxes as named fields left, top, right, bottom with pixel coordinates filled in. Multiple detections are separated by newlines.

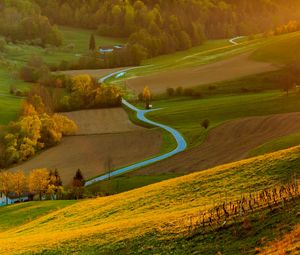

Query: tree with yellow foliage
left=21, top=101, right=37, bottom=116
left=0, top=171, right=13, bottom=205
left=143, top=86, right=151, bottom=109
left=11, top=170, right=27, bottom=201
left=29, top=169, right=50, bottom=200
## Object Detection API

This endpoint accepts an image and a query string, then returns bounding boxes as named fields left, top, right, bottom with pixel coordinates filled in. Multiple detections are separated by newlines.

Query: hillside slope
left=135, top=112, right=300, bottom=176
left=1, top=145, right=300, bottom=254
left=126, top=53, right=278, bottom=93
left=252, top=32, right=300, bottom=63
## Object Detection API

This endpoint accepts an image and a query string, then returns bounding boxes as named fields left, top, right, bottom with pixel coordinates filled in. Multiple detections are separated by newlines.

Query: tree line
left=35, top=0, right=300, bottom=58
left=0, top=168, right=86, bottom=204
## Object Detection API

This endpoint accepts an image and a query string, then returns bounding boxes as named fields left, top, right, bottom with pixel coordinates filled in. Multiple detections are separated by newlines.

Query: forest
left=34, top=0, right=300, bottom=58
left=0, top=0, right=62, bottom=46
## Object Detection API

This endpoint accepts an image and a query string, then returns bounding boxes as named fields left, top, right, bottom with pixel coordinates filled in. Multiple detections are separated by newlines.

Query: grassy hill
left=1, top=145, right=300, bottom=254
left=252, top=31, right=300, bottom=64
left=147, top=91, right=300, bottom=148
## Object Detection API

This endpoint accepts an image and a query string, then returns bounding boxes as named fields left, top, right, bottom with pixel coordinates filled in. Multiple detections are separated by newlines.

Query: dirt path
left=126, top=53, right=279, bottom=94
left=132, top=112, right=300, bottom=176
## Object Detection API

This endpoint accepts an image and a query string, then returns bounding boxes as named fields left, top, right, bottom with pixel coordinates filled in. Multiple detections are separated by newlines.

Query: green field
left=146, top=91, right=300, bottom=148
left=252, top=31, right=300, bottom=63
left=2, top=26, right=126, bottom=66
left=0, top=68, right=31, bottom=125
left=0, top=200, right=76, bottom=231
left=248, top=132, right=300, bottom=157
left=1, top=146, right=300, bottom=254
left=108, top=34, right=280, bottom=84
left=87, top=173, right=181, bottom=195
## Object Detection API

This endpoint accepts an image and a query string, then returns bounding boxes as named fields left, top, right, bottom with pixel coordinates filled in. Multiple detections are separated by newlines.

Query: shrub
left=183, top=88, right=195, bottom=96
left=176, top=86, right=183, bottom=96
left=0, top=39, right=6, bottom=52
left=19, top=56, right=50, bottom=83
left=201, top=119, right=210, bottom=129
left=166, top=87, right=175, bottom=96
left=193, top=91, right=203, bottom=98
left=9, top=85, right=17, bottom=95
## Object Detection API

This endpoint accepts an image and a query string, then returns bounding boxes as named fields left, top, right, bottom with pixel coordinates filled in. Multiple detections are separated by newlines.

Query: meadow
left=147, top=91, right=300, bottom=148
left=2, top=26, right=126, bottom=67
left=1, top=145, right=300, bottom=254
left=0, top=69, right=31, bottom=125
left=252, top=30, right=300, bottom=64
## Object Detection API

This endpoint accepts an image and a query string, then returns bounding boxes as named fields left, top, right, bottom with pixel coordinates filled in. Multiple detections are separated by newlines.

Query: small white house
left=0, top=192, right=29, bottom=206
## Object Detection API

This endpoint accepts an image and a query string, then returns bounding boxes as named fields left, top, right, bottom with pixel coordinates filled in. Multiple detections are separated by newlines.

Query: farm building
left=98, top=45, right=126, bottom=58
left=0, top=192, right=29, bottom=206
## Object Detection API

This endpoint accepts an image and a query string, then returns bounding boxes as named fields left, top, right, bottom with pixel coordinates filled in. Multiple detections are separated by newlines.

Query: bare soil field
left=133, top=112, right=300, bottom=175
left=62, top=108, right=144, bottom=135
left=59, top=67, right=123, bottom=78
left=9, top=130, right=162, bottom=184
left=126, top=53, right=279, bottom=94
left=9, top=107, right=162, bottom=183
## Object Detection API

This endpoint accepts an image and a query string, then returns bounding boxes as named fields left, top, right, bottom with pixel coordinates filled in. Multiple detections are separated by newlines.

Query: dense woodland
left=34, top=0, right=300, bottom=58
left=0, top=0, right=62, bottom=46
left=1, top=0, right=300, bottom=62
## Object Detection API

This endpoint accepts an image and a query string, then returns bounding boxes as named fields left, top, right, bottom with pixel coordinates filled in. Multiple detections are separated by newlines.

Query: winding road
left=85, top=36, right=245, bottom=186
left=229, top=36, right=245, bottom=45
left=85, top=68, right=187, bottom=186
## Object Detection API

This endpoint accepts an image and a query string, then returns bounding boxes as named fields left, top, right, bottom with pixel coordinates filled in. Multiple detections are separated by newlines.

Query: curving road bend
left=229, top=36, right=245, bottom=45
left=85, top=68, right=187, bottom=186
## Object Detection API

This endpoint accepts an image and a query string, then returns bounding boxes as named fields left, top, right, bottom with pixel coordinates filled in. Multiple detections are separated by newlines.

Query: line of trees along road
left=35, top=0, right=300, bottom=58
left=0, top=168, right=86, bottom=203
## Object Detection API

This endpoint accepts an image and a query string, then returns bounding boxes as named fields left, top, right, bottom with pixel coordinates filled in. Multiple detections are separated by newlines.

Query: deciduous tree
left=0, top=171, right=13, bottom=205
left=143, top=86, right=151, bottom=109
left=29, top=168, right=50, bottom=200
left=11, top=170, right=27, bottom=201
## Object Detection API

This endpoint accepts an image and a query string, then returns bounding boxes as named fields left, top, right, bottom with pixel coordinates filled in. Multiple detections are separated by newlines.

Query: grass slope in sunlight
left=252, top=31, right=300, bottom=64
left=110, top=36, right=269, bottom=84
left=1, top=146, right=300, bottom=254
left=0, top=200, right=76, bottom=231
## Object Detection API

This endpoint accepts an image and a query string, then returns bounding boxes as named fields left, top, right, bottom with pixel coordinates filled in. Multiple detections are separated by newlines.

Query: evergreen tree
left=89, top=34, right=96, bottom=51
left=72, top=169, right=85, bottom=200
